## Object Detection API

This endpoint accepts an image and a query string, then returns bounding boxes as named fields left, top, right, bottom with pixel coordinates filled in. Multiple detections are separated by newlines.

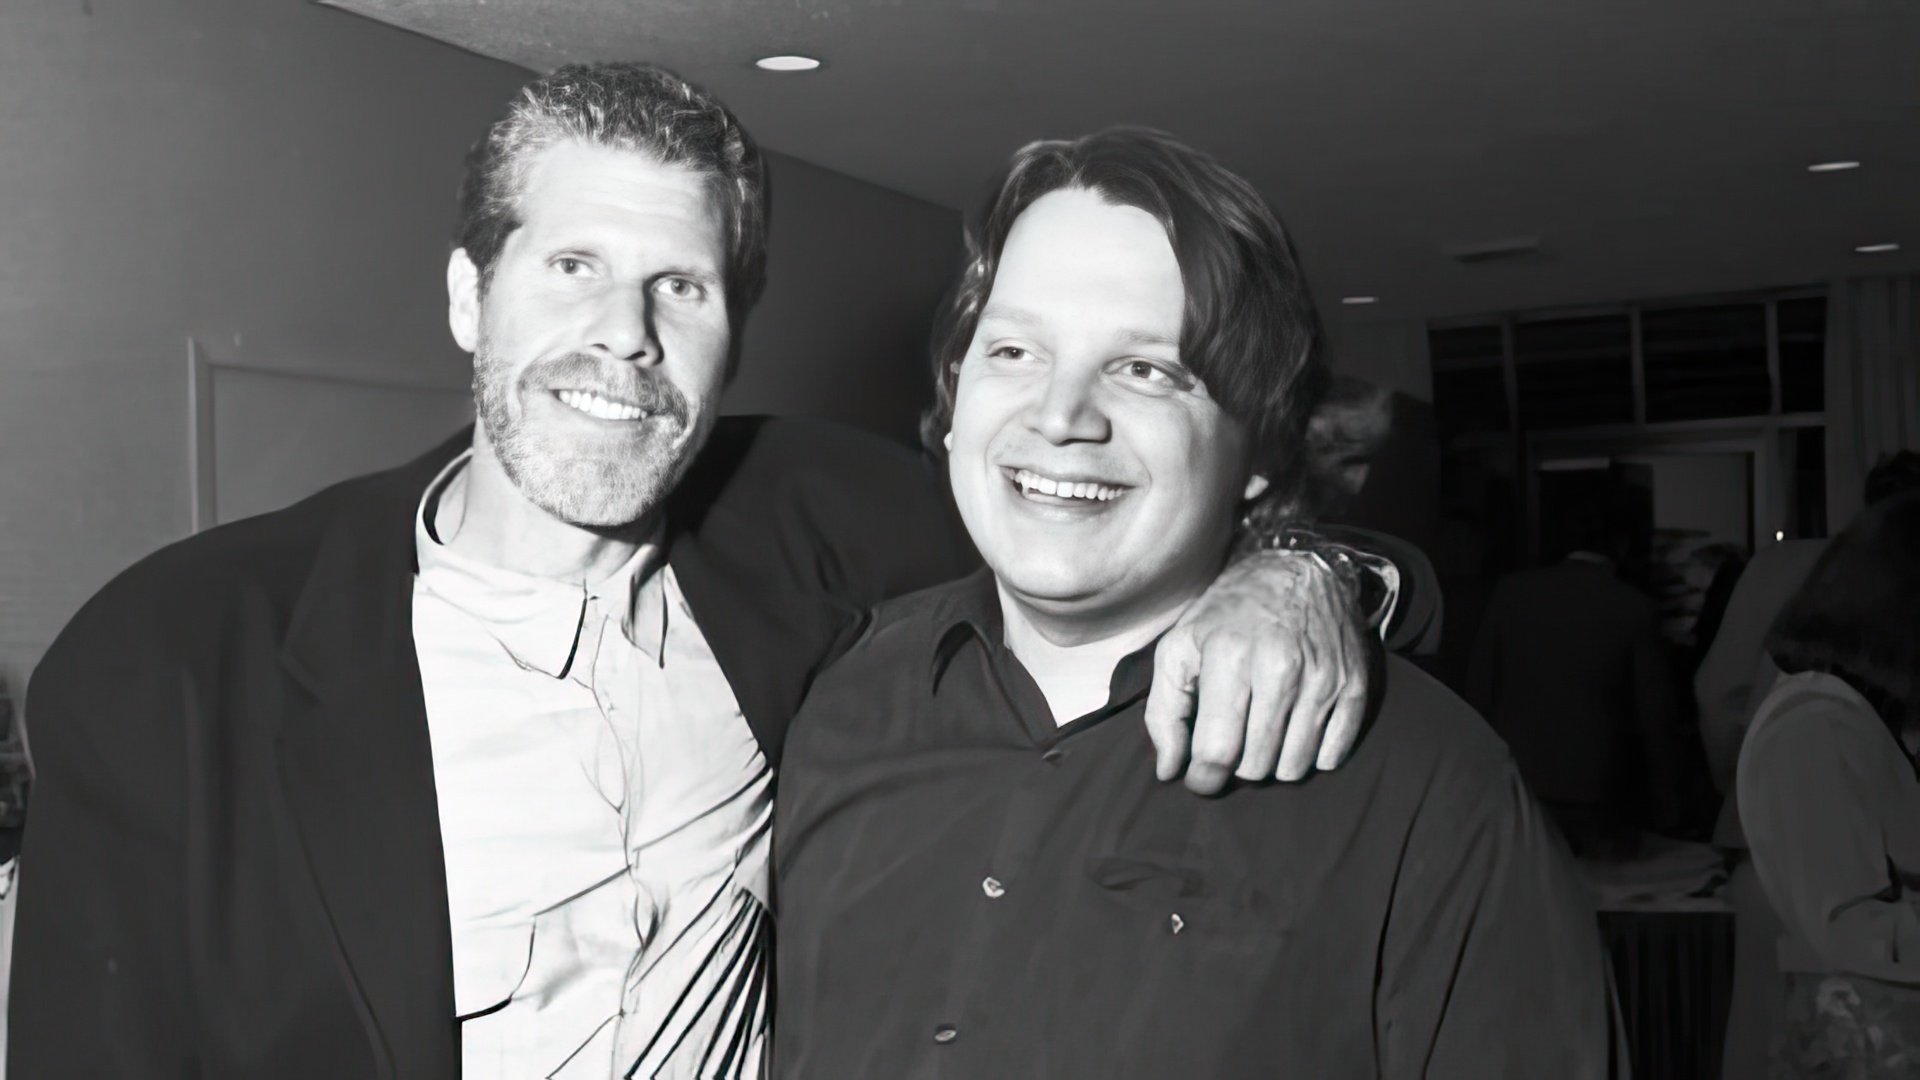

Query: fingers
left=1143, top=629, right=1200, bottom=782
left=1317, top=624, right=1370, bottom=772
left=1233, top=639, right=1300, bottom=782
left=1272, top=569, right=1372, bottom=780
left=1276, top=654, right=1335, bottom=781
left=1184, top=632, right=1252, bottom=795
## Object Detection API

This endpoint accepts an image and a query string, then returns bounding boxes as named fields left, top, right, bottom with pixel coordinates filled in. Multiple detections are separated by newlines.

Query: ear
left=942, top=431, right=954, bottom=452
left=1243, top=473, right=1270, bottom=502
left=447, top=248, right=482, bottom=354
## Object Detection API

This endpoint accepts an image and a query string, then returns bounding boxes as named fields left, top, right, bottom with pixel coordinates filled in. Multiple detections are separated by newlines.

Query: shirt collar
left=413, top=450, right=668, bottom=677
left=927, top=569, right=1004, bottom=684
left=926, top=568, right=1158, bottom=715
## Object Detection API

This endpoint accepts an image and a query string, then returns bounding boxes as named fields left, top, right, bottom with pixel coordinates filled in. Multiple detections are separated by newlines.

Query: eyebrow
left=654, top=266, right=724, bottom=288
left=539, top=241, right=725, bottom=285
left=978, top=305, right=1180, bottom=350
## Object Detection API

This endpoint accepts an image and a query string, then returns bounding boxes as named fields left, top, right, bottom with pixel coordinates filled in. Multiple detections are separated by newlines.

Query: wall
left=728, top=154, right=962, bottom=445
left=1323, top=316, right=1434, bottom=403
left=0, top=1, right=967, bottom=689
left=0, top=0, right=528, bottom=695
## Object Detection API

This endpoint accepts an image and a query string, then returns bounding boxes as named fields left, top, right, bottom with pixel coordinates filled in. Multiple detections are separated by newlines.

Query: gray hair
left=454, top=62, right=769, bottom=319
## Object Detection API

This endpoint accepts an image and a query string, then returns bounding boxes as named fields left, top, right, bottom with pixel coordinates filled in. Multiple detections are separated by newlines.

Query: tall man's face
left=447, top=139, right=733, bottom=527
left=947, top=189, right=1269, bottom=638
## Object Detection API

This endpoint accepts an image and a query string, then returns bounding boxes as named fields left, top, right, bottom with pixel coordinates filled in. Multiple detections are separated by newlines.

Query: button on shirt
left=413, top=453, right=772, bottom=1079
left=774, top=570, right=1622, bottom=1079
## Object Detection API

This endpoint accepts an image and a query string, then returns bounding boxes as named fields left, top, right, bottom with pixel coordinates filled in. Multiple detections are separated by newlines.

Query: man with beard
left=11, top=64, right=1379, bottom=1078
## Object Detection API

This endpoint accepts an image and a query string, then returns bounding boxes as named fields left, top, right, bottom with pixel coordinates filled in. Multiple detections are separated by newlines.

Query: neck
left=997, top=583, right=1194, bottom=726
left=437, top=443, right=653, bottom=583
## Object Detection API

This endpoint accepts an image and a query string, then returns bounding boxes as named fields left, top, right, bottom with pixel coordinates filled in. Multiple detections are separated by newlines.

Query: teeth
left=557, top=389, right=647, bottom=421
left=1013, top=469, right=1123, bottom=502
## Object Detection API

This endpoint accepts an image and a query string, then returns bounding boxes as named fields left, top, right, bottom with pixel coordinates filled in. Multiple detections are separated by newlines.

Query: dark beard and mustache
left=474, top=347, right=704, bottom=529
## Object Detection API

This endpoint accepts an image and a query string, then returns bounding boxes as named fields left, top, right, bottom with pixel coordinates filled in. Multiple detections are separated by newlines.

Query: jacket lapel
left=277, top=439, right=464, bottom=1080
left=668, top=520, right=858, bottom=770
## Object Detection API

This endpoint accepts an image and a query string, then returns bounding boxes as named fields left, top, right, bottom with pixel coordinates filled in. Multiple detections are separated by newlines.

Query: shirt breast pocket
left=1082, top=801, right=1291, bottom=959
left=1079, top=805, right=1291, bottom=1072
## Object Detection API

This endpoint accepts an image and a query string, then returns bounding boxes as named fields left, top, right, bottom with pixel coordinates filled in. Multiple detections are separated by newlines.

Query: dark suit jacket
left=10, top=417, right=973, bottom=1079
left=1465, top=559, right=1684, bottom=820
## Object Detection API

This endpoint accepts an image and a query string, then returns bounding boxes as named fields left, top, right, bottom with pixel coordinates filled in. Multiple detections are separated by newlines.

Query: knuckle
left=1155, top=635, right=1197, bottom=671
left=1205, top=629, right=1254, bottom=658
left=1190, top=735, right=1238, bottom=766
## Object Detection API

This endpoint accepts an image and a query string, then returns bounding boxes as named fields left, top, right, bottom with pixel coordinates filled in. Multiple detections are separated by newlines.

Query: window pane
left=1430, top=324, right=1504, bottom=366
left=1430, top=325, right=1510, bottom=437
left=1792, top=426, right=1827, bottom=539
left=1513, top=315, right=1634, bottom=429
left=1777, top=296, right=1826, bottom=413
left=1641, top=304, right=1770, bottom=421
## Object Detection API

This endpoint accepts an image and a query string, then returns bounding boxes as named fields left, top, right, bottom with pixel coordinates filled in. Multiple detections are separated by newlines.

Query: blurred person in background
left=1467, top=500, right=1688, bottom=856
left=1299, top=374, right=1392, bottom=519
left=1289, top=374, right=1444, bottom=658
left=1735, top=489, right=1920, bottom=1079
left=1710, top=455, right=1920, bottom=1078
left=1698, top=452, right=1920, bottom=806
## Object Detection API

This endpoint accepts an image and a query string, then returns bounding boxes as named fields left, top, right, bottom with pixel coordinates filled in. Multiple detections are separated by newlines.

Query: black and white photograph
left=1, top=0, right=1917, bottom=1076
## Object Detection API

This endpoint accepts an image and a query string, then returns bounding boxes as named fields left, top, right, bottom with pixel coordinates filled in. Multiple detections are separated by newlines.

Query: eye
left=1122, top=359, right=1171, bottom=382
left=655, top=276, right=706, bottom=300
left=986, top=344, right=1032, bottom=361
left=1112, top=357, right=1196, bottom=394
left=554, top=256, right=588, bottom=275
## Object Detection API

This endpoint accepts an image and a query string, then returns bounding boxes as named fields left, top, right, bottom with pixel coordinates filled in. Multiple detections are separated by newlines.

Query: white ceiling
left=323, top=0, right=1920, bottom=322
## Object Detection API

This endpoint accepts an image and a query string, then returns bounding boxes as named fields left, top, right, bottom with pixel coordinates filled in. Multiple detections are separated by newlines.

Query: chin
left=507, top=441, right=690, bottom=529
left=989, top=553, right=1112, bottom=606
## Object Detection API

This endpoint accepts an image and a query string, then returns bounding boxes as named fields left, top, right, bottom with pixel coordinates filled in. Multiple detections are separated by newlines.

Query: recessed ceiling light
left=1807, top=160, right=1862, bottom=173
left=1341, top=296, right=1379, bottom=305
left=755, top=55, right=821, bottom=72
left=1856, top=242, right=1901, bottom=254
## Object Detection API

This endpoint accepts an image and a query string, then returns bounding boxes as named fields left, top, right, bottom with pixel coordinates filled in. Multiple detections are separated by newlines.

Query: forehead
left=513, top=139, right=724, bottom=254
left=989, top=189, right=1183, bottom=330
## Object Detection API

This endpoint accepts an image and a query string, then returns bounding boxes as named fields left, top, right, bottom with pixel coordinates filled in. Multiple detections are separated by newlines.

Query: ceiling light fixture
left=1807, top=160, right=1862, bottom=173
left=755, top=55, right=821, bottom=72
left=1341, top=296, right=1379, bottom=305
left=1856, top=242, right=1901, bottom=254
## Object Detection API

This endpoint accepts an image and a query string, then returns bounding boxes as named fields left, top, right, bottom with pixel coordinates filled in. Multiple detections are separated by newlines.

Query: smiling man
left=13, top=66, right=1382, bottom=1079
left=774, top=129, right=1621, bottom=1078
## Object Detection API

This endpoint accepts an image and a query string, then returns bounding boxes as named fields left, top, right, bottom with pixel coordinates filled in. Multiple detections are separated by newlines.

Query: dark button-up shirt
left=774, top=571, right=1622, bottom=1078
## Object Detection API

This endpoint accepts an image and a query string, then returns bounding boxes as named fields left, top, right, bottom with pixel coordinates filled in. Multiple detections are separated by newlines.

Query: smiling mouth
left=553, top=389, right=650, bottom=422
left=1006, top=467, right=1129, bottom=504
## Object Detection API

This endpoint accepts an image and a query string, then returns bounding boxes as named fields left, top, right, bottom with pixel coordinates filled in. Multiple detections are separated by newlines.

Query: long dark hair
left=1766, top=490, right=1920, bottom=731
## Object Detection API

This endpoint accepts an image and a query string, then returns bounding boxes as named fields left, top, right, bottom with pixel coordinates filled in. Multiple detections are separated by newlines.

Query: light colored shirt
left=1739, top=670, right=1920, bottom=984
left=412, top=452, right=772, bottom=1079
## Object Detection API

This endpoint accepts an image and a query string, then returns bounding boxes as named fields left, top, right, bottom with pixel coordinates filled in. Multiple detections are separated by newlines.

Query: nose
left=1026, top=364, right=1110, bottom=445
left=584, top=287, right=661, bottom=366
